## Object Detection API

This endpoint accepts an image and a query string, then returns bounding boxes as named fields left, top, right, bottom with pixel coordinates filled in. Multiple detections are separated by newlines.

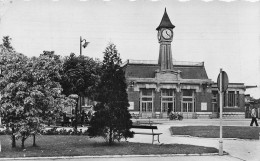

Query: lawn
left=170, top=126, right=260, bottom=140
left=0, top=135, right=218, bottom=158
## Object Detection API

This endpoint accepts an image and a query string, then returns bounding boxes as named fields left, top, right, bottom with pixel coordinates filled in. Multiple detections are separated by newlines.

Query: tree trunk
left=11, top=128, right=16, bottom=148
left=33, top=134, right=36, bottom=147
left=74, top=97, right=79, bottom=132
left=109, top=128, right=113, bottom=145
left=21, top=137, right=25, bottom=149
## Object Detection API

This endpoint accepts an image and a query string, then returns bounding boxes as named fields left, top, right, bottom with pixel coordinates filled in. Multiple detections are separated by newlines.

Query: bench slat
left=131, top=125, right=158, bottom=129
left=134, top=132, right=162, bottom=135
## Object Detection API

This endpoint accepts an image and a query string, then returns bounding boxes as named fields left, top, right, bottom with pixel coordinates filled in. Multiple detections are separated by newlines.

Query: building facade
left=122, top=9, right=249, bottom=119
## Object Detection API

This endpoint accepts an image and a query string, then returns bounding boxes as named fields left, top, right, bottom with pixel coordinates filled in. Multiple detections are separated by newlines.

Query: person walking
left=250, top=106, right=258, bottom=126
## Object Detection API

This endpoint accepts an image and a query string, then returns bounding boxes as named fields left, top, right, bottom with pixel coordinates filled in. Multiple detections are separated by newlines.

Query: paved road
left=128, top=119, right=260, bottom=161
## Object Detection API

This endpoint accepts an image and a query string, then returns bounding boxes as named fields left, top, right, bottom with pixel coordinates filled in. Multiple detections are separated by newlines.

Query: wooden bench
left=131, top=124, right=162, bottom=144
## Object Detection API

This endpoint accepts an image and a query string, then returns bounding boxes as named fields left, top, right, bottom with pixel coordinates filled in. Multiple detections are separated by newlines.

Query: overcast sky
left=0, top=0, right=259, bottom=98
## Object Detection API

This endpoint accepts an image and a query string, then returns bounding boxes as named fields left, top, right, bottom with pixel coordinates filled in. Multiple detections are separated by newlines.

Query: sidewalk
left=128, top=119, right=260, bottom=161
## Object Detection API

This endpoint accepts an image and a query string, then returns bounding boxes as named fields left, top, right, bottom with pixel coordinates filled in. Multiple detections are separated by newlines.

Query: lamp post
left=80, top=36, right=89, bottom=56
left=0, top=61, right=3, bottom=127
left=79, top=37, right=89, bottom=127
left=69, top=94, right=79, bottom=131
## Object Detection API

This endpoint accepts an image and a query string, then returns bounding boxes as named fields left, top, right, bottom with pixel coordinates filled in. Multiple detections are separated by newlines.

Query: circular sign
left=217, top=71, right=229, bottom=92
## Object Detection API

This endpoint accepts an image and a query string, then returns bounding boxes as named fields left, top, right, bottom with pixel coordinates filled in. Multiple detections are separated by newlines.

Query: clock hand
left=166, top=31, right=171, bottom=37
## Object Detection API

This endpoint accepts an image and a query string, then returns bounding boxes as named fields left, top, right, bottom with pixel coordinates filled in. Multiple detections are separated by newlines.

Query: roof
left=122, top=60, right=209, bottom=79
left=123, top=64, right=159, bottom=78
left=175, top=66, right=208, bottom=79
left=156, top=8, right=175, bottom=31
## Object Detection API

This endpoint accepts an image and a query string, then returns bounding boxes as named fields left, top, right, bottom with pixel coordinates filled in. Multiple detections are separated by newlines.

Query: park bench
left=131, top=122, right=162, bottom=144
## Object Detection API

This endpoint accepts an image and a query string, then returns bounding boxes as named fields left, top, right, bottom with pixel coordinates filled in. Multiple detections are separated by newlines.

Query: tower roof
left=156, top=8, right=175, bottom=31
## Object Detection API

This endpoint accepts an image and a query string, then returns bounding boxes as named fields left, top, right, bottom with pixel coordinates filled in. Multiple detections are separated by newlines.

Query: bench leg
left=152, top=135, right=160, bottom=144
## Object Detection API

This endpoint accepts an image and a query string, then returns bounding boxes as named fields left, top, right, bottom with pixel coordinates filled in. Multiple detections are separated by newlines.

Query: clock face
left=162, top=29, right=172, bottom=40
left=157, top=31, right=161, bottom=41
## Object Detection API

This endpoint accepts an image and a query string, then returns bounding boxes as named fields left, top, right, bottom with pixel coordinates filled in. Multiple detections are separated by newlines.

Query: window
left=183, top=90, right=192, bottom=96
left=228, top=91, right=235, bottom=107
left=182, top=89, right=194, bottom=113
left=212, top=90, right=218, bottom=112
left=212, top=91, right=218, bottom=103
left=140, top=89, right=153, bottom=112
left=142, top=89, right=153, bottom=96
left=224, top=91, right=240, bottom=107
left=161, top=89, right=175, bottom=113
left=162, top=90, right=173, bottom=96
left=236, top=91, right=240, bottom=106
left=182, top=89, right=194, bottom=101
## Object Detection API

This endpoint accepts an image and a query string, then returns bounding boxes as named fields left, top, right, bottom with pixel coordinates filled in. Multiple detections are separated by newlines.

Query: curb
left=0, top=153, right=227, bottom=160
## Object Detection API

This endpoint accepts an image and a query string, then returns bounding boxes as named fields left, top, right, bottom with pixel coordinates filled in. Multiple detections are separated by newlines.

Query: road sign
left=217, top=71, right=229, bottom=92
left=217, top=69, right=229, bottom=156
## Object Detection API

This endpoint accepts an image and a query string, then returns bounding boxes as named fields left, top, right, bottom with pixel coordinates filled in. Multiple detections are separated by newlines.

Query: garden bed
left=0, top=135, right=218, bottom=158
left=170, top=126, right=260, bottom=140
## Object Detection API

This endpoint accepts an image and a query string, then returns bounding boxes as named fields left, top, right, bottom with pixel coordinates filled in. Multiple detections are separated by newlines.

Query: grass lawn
left=0, top=135, right=218, bottom=158
left=170, top=126, right=260, bottom=140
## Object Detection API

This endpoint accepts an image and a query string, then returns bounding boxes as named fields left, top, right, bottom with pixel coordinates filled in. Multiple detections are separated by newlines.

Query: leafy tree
left=0, top=47, right=28, bottom=148
left=87, top=43, right=133, bottom=145
left=0, top=48, right=76, bottom=148
left=2, top=36, right=14, bottom=51
left=61, top=53, right=101, bottom=130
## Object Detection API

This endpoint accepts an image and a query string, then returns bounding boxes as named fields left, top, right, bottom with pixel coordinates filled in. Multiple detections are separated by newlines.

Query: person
left=250, top=106, right=258, bottom=126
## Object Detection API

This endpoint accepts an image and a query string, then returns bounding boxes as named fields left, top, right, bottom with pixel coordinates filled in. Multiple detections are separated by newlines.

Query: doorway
left=182, top=102, right=193, bottom=119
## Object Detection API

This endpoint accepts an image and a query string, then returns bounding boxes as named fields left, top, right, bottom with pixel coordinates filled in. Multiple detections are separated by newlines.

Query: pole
left=219, top=68, right=223, bottom=156
left=74, top=97, right=78, bottom=132
left=80, top=36, right=82, bottom=56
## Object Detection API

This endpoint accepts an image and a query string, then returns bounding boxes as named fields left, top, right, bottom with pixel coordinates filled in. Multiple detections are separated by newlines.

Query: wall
left=196, top=91, right=212, bottom=112
left=127, top=88, right=139, bottom=112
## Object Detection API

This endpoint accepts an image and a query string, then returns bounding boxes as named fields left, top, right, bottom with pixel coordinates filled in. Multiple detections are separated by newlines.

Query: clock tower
left=156, top=8, right=175, bottom=71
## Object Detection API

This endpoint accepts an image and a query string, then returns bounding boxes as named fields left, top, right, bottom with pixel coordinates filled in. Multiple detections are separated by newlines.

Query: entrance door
left=182, top=102, right=193, bottom=119
left=162, top=102, right=173, bottom=118
left=141, top=102, right=153, bottom=118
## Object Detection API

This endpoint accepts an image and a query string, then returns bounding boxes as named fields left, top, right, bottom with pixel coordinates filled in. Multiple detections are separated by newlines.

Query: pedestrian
left=250, top=106, right=258, bottom=126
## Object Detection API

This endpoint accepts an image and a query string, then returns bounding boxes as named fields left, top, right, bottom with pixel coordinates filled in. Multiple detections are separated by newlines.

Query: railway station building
left=122, top=9, right=252, bottom=119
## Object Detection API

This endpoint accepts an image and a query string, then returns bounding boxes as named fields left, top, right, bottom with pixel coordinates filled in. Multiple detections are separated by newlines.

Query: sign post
left=217, top=69, right=229, bottom=156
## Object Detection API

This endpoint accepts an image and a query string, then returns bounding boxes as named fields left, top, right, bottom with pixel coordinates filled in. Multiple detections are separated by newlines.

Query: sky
left=0, top=0, right=259, bottom=98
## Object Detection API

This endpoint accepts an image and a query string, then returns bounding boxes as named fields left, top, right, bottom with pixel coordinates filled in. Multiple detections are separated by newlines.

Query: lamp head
left=82, top=41, right=89, bottom=48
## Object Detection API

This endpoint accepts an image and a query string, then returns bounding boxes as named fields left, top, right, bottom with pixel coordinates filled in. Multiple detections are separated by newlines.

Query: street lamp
left=80, top=36, right=89, bottom=56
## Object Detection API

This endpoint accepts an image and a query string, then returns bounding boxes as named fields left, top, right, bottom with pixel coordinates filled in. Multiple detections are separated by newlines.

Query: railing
left=121, top=59, right=204, bottom=67
left=173, top=61, right=204, bottom=66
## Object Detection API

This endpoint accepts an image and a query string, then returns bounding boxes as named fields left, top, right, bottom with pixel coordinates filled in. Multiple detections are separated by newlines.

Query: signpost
left=217, top=69, right=229, bottom=156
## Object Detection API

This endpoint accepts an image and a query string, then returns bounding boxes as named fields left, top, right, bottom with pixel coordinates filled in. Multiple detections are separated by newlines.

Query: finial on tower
left=156, top=8, right=175, bottom=31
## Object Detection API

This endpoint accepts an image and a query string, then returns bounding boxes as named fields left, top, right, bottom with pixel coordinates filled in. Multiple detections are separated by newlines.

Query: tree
left=0, top=47, right=28, bottom=148
left=87, top=43, right=133, bottom=145
left=2, top=36, right=14, bottom=51
left=0, top=48, right=76, bottom=148
left=61, top=53, right=101, bottom=130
